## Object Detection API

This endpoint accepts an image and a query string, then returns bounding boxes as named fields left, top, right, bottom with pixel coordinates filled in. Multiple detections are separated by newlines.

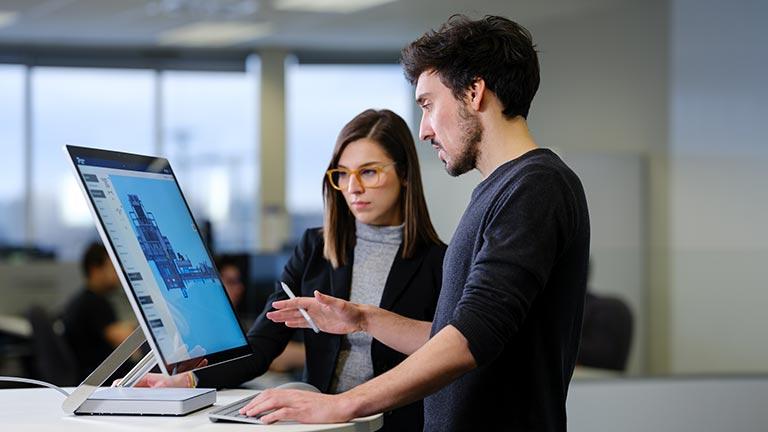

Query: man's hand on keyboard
left=239, top=389, right=355, bottom=424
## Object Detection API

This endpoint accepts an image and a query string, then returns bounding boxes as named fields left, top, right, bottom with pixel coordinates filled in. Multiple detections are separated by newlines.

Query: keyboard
left=208, top=394, right=267, bottom=424
left=208, top=382, right=319, bottom=424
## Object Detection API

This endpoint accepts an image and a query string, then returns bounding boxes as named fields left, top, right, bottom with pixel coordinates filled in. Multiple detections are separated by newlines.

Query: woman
left=137, top=109, right=445, bottom=431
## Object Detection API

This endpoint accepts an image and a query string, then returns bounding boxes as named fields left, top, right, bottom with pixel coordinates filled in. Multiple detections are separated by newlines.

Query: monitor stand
left=61, top=327, right=215, bottom=416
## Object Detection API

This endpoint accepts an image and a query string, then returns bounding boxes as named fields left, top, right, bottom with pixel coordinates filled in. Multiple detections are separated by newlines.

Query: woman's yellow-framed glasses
left=326, top=162, right=397, bottom=191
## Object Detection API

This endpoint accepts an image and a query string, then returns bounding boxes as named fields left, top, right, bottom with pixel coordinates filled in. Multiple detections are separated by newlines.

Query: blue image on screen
left=109, top=174, right=245, bottom=358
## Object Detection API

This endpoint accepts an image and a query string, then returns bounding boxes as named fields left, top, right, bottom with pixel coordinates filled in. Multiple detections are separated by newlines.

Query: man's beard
left=445, top=104, right=482, bottom=177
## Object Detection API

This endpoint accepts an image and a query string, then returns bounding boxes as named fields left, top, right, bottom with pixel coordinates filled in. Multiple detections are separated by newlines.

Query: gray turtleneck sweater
left=329, top=220, right=403, bottom=394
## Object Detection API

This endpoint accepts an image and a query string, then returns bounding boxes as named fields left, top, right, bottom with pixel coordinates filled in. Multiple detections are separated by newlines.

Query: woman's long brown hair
left=323, top=109, right=443, bottom=268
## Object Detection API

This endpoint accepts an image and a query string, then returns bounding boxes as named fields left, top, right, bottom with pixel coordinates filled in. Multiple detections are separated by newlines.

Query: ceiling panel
left=0, top=0, right=628, bottom=51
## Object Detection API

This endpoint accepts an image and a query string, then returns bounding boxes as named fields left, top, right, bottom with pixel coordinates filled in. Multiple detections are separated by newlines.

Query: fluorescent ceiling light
left=273, top=0, right=397, bottom=14
left=0, top=11, right=19, bottom=29
left=159, top=21, right=272, bottom=47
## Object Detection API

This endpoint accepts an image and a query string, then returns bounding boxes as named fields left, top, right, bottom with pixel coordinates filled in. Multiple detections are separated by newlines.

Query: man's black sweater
left=424, top=148, right=590, bottom=431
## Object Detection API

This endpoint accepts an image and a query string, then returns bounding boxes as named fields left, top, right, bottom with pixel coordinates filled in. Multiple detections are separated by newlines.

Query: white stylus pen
left=280, top=282, right=320, bottom=333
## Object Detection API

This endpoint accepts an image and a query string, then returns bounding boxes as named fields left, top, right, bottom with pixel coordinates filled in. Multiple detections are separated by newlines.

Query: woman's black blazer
left=197, top=227, right=446, bottom=431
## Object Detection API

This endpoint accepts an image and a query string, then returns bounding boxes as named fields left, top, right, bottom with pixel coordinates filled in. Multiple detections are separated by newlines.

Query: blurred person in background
left=216, top=254, right=306, bottom=375
left=62, top=242, right=136, bottom=381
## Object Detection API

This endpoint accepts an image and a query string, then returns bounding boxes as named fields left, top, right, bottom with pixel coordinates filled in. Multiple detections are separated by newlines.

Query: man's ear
left=467, top=78, right=486, bottom=111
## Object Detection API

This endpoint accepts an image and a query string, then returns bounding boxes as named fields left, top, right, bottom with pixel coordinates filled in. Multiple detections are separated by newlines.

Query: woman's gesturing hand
left=267, top=291, right=367, bottom=335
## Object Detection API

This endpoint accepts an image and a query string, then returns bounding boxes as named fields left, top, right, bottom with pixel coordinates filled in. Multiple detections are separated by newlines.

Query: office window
left=161, top=70, right=259, bottom=253
left=0, top=65, right=25, bottom=247
left=286, top=64, right=413, bottom=239
left=31, top=67, right=155, bottom=260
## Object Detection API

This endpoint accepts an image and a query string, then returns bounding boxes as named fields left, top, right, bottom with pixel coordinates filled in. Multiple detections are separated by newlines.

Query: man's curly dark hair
left=401, top=15, right=540, bottom=119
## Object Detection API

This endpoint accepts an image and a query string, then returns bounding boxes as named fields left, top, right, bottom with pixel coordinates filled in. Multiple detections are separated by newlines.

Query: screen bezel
left=64, top=144, right=252, bottom=376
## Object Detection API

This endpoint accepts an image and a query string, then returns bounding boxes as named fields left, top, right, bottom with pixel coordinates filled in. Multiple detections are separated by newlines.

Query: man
left=242, top=15, right=590, bottom=431
left=62, top=242, right=135, bottom=381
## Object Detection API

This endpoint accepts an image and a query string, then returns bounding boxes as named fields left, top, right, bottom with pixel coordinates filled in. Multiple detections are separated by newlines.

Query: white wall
left=530, top=0, right=668, bottom=155
left=566, top=153, right=647, bottom=375
left=669, top=0, right=768, bottom=373
left=531, top=0, right=669, bottom=375
left=670, top=155, right=768, bottom=372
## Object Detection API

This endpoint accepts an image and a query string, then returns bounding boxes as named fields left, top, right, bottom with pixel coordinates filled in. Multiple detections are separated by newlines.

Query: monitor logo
left=76, top=157, right=86, bottom=165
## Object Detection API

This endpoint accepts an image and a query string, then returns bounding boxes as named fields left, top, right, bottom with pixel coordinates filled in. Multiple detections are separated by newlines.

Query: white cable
left=0, top=376, right=71, bottom=397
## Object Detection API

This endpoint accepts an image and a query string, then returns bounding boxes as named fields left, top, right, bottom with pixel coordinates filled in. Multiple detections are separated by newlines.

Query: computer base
left=74, top=387, right=216, bottom=416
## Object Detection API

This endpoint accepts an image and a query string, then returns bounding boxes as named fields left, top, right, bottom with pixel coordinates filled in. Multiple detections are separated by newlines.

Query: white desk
left=0, top=387, right=383, bottom=431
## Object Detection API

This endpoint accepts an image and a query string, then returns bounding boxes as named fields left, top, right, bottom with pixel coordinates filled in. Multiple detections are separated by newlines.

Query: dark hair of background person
left=214, top=254, right=241, bottom=273
left=213, top=253, right=248, bottom=312
left=323, top=109, right=444, bottom=268
left=400, top=14, right=540, bottom=120
left=80, top=242, right=109, bottom=277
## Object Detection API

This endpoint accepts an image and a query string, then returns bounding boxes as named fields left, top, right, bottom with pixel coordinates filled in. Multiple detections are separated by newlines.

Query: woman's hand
left=113, top=372, right=194, bottom=388
left=112, top=357, right=206, bottom=388
left=267, top=291, right=367, bottom=335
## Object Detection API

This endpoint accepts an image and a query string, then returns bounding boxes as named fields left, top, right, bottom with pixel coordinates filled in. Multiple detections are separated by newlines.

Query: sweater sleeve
left=196, top=229, right=317, bottom=388
left=449, top=170, right=575, bottom=366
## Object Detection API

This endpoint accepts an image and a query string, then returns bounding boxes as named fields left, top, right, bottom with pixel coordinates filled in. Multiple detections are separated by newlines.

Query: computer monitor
left=64, top=145, right=251, bottom=376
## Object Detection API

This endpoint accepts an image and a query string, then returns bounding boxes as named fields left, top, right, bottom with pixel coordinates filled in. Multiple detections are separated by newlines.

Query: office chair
left=25, top=306, right=79, bottom=386
left=578, top=293, right=634, bottom=371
